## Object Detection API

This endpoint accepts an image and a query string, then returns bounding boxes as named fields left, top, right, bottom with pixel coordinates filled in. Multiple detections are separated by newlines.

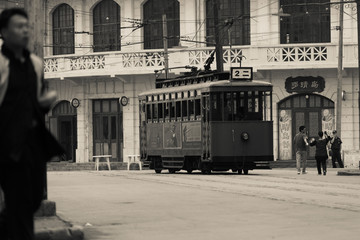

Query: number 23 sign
left=231, top=67, right=253, bottom=81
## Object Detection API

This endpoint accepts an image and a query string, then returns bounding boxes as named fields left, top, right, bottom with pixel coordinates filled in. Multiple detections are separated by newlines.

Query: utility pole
left=24, top=0, right=48, bottom=200
left=162, top=14, right=169, bottom=79
left=336, top=0, right=344, bottom=139
left=357, top=0, right=360, bottom=148
left=213, top=0, right=224, bottom=72
left=24, top=0, right=44, bottom=57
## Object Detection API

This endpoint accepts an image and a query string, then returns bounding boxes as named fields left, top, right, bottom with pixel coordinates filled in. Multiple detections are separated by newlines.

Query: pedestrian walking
left=309, top=131, right=331, bottom=175
left=0, top=8, right=64, bottom=240
left=330, top=130, right=344, bottom=168
left=293, top=125, right=309, bottom=174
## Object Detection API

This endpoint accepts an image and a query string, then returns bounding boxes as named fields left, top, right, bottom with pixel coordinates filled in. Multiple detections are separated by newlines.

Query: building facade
left=25, top=0, right=359, bottom=162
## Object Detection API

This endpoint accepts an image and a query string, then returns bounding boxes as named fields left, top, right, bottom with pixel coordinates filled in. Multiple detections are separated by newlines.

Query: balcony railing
left=44, top=43, right=357, bottom=79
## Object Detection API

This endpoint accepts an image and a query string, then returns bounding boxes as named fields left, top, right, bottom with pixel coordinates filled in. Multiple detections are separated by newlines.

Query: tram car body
left=139, top=72, right=273, bottom=174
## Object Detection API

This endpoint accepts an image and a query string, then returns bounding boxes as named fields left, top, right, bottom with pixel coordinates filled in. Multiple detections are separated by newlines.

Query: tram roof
left=138, top=80, right=272, bottom=97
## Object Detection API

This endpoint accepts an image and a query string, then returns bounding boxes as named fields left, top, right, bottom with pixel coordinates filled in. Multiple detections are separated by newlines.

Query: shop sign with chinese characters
left=285, top=76, right=325, bottom=93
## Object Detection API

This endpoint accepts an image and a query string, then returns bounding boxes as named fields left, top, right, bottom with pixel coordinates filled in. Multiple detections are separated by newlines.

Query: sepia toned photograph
left=0, top=0, right=360, bottom=240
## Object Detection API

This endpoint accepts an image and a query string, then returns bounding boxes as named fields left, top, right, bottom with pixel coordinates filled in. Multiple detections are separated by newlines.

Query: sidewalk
left=35, top=215, right=84, bottom=240
left=337, top=169, right=360, bottom=176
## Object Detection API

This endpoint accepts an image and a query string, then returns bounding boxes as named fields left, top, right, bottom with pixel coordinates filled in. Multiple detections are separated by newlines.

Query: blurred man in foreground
left=0, top=8, right=63, bottom=240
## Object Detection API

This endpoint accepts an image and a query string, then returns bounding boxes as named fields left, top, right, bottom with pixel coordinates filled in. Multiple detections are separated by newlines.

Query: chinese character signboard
left=285, top=76, right=325, bottom=93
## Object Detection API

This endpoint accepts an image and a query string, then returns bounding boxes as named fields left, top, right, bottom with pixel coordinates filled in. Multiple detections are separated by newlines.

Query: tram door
left=224, top=92, right=238, bottom=159
left=202, top=94, right=210, bottom=159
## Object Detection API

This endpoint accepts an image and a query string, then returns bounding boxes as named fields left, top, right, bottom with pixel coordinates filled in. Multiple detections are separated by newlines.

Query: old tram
left=139, top=69, right=274, bottom=174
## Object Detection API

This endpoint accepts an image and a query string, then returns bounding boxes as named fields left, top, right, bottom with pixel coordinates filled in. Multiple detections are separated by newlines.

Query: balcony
left=44, top=43, right=358, bottom=80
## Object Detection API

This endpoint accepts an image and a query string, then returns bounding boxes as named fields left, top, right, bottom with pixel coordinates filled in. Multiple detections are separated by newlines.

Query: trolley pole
left=162, top=14, right=169, bottom=79
left=213, top=0, right=224, bottom=72
left=336, top=0, right=344, bottom=139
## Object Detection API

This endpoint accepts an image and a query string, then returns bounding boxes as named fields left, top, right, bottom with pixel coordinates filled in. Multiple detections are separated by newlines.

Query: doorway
left=93, top=99, right=123, bottom=161
left=50, top=101, right=77, bottom=161
left=278, top=94, right=334, bottom=160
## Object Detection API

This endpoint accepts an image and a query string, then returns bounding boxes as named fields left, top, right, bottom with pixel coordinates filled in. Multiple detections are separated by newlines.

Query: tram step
left=162, top=160, right=184, bottom=168
left=254, top=161, right=271, bottom=169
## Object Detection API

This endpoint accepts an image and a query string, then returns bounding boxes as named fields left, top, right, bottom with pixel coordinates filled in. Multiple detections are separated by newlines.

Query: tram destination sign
left=285, top=76, right=325, bottom=93
left=230, top=67, right=253, bottom=81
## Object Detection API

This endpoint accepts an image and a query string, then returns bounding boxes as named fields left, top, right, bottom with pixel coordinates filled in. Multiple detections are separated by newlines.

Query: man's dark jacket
left=0, top=46, right=63, bottom=163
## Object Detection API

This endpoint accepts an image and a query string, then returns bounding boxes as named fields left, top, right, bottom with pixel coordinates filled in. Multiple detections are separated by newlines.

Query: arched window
left=93, top=0, right=121, bottom=52
left=280, top=0, right=330, bottom=44
left=143, top=0, right=180, bottom=49
left=53, top=4, right=75, bottom=55
left=206, top=0, right=250, bottom=46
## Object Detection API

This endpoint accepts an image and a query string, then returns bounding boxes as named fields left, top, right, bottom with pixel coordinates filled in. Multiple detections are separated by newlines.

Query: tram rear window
left=158, top=103, right=163, bottom=120
left=182, top=101, right=188, bottom=120
left=146, top=104, right=152, bottom=121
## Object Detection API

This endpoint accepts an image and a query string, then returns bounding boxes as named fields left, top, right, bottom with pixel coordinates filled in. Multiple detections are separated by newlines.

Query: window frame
left=93, top=0, right=121, bottom=52
left=143, top=0, right=180, bottom=49
left=52, top=4, right=75, bottom=55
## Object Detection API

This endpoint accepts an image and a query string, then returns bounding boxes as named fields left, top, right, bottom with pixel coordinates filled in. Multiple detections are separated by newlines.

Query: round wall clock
left=120, top=96, right=129, bottom=106
left=71, top=98, right=80, bottom=108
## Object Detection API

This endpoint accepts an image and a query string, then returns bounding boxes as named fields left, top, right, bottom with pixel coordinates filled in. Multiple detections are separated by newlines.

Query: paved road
left=47, top=169, right=360, bottom=240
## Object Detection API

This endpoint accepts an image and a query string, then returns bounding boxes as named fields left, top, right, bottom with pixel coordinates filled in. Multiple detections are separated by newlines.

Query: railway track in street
left=93, top=170, right=360, bottom=213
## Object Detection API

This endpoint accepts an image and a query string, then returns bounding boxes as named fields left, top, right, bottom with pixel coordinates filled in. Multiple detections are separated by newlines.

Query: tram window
left=146, top=104, right=152, bottom=121
left=152, top=104, right=158, bottom=122
left=182, top=100, right=188, bottom=120
left=210, top=93, right=222, bottom=121
left=246, top=91, right=263, bottom=121
left=254, top=91, right=259, bottom=113
left=189, top=99, right=195, bottom=119
left=263, top=91, right=272, bottom=121
left=176, top=101, right=181, bottom=120
left=248, top=91, right=253, bottom=113
left=164, top=102, right=170, bottom=120
left=195, top=99, right=201, bottom=119
left=170, top=102, right=175, bottom=120
left=224, top=92, right=232, bottom=121
left=158, top=103, right=163, bottom=121
left=233, top=92, right=242, bottom=121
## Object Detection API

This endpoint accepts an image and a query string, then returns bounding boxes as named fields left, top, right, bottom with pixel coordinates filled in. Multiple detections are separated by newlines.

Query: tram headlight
left=241, top=132, right=249, bottom=141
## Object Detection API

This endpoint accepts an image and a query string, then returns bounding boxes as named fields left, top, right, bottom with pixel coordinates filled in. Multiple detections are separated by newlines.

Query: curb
left=35, top=200, right=56, bottom=217
left=337, top=170, right=360, bottom=176
left=35, top=216, right=84, bottom=240
left=36, top=226, right=84, bottom=240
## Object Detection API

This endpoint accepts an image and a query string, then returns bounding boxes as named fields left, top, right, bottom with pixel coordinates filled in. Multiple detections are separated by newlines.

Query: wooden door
left=93, top=99, right=122, bottom=161
left=93, top=114, right=120, bottom=160
left=292, top=110, right=321, bottom=159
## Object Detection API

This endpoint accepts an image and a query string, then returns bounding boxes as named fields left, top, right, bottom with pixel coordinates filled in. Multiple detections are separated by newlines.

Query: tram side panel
left=145, top=122, right=202, bottom=167
left=210, top=121, right=274, bottom=170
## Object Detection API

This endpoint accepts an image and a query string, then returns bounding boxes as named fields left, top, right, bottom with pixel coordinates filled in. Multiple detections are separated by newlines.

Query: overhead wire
left=37, top=0, right=359, bottom=54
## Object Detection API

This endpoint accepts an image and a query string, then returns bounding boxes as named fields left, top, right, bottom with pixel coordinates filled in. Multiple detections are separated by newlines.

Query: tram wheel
left=155, top=169, right=162, bottom=174
left=238, top=169, right=242, bottom=174
left=243, top=169, right=249, bottom=175
left=168, top=169, right=176, bottom=174
left=187, top=169, right=193, bottom=174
